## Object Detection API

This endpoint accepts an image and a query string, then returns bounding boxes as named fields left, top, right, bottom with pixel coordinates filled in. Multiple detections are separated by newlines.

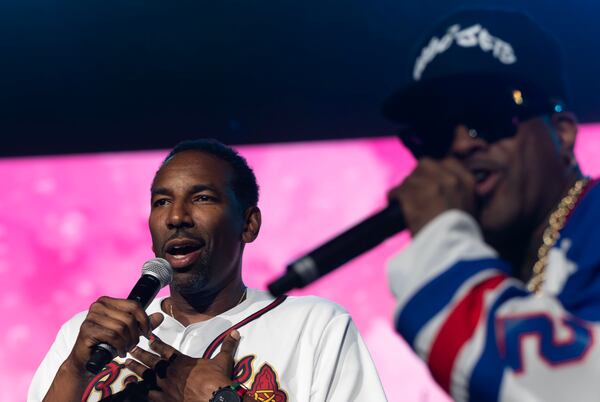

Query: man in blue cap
left=385, top=8, right=600, bottom=402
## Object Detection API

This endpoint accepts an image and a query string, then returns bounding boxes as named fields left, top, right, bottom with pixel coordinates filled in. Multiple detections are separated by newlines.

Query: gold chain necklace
left=168, top=287, right=248, bottom=322
left=527, top=178, right=589, bottom=293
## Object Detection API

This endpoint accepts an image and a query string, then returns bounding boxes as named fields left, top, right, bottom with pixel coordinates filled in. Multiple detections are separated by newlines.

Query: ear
left=551, top=112, right=578, bottom=166
left=241, top=206, right=262, bottom=244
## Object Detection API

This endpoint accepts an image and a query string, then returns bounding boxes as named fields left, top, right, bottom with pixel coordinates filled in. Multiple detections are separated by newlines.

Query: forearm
left=42, top=358, right=89, bottom=402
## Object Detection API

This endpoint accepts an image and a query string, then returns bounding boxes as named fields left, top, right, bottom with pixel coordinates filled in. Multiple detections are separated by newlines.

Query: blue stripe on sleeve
left=395, top=258, right=512, bottom=347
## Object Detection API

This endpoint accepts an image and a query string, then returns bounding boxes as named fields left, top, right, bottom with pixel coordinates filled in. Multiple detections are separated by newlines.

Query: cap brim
left=382, top=74, right=549, bottom=125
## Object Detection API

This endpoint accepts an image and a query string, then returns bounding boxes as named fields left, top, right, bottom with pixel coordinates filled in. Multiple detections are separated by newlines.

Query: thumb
left=221, top=330, right=240, bottom=354
left=214, top=330, right=240, bottom=372
left=149, top=312, right=165, bottom=332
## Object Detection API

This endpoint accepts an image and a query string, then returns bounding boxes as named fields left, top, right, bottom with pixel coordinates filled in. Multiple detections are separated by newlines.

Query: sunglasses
left=397, top=88, right=564, bottom=159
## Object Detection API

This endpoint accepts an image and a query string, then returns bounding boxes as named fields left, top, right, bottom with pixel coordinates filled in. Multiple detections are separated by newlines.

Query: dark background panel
left=0, top=0, right=598, bottom=156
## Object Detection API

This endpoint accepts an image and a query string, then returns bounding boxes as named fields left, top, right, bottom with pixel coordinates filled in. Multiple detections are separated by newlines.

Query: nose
left=449, top=124, right=488, bottom=159
left=166, top=200, right=194, bottom=230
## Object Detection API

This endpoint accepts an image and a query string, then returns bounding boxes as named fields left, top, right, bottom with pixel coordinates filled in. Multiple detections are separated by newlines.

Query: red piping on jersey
left=202, top=295, right=287, bottom=359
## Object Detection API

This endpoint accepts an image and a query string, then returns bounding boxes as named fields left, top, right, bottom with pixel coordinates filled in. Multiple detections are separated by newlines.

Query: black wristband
left=209, top=383, right=247, bottom=402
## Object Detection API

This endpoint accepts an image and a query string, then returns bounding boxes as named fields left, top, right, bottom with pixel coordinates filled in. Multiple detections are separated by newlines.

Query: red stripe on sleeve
left=428, top=274, right=507, bottom=392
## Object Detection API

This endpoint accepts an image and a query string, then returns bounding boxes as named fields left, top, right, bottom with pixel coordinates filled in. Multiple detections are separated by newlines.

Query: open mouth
left=471, top=168, right=501, bottom=198
left=167, top=244, right=202, bottom=255
left=466, top=161, right=502, bottom=198
left=164, top=239, right=204, bottom=269
left=473, top=169, right=490, bottom=184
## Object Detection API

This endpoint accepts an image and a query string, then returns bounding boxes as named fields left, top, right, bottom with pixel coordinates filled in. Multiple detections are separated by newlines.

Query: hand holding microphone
left=388, top=157, right=476, bottom=235
left=64, top=258, right=173, bottom=375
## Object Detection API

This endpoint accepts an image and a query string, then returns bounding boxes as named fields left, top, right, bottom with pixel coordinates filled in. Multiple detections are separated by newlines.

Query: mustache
left=162, top=230, right=206, bottom=251
left=167, top=229, right=203, bottom=241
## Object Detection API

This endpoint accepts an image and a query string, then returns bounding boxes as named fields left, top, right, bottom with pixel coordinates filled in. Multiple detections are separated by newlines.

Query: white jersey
left=387, top=180, right=600, bottom=402
left=28, top=288, right=386, bottom=402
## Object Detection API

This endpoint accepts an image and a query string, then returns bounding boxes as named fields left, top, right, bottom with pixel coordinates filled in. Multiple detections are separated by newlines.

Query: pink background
left=3, top=128, right=600, bottom=402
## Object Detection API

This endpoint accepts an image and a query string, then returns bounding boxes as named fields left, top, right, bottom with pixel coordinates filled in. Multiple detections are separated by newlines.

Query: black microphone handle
left=126, top=274, right=163, bottom=309
left=85, top=275, right=162, bottom=374
left=268, top=202, right=405, bottom=296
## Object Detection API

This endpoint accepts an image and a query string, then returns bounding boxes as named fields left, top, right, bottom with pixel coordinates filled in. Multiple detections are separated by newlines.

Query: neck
left=165, top=277, right=247, bottom=326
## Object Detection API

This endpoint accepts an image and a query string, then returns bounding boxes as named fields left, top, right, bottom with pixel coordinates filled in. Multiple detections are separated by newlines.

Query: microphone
left=85, top=258, right=173, bottom=374
left=268, top=202, right=405, bottom=296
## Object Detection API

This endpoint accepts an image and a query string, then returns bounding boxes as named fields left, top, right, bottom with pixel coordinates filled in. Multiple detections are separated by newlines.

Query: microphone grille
left=141, top=258, right=173, bottom=288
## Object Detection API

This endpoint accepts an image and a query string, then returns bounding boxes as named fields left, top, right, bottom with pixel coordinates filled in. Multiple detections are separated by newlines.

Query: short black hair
left=160, top=139, right=259, bottom=212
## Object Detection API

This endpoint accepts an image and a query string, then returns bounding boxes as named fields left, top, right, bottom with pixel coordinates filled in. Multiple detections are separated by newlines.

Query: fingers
left=69, top=296, right=161, bottom=371
left=124, top=335, right=238, bottom=401
left=94, top=296, right=152, bottom=336
left=124, top=361, right=162, bottom=394
left=213, top=330, right=240, bottom=371
left=126, top=346, right=175, bottom=400
left=440, top=158, right=475, bottom=190
left=388, top=157, right=477, bottom=235
left=148, top=334, right=178, bottom=360
left=85, top=310, right=138, bottom=356
left=440, top=158, right=477, bottom=214
left=149, top=312, right=165, bottom=331
left=87, top=297, right=150, bottom=341
left=153, top=359, right=170, bottom=379
left=78, top=296, right=154, bottom=358
left=124, top=356, right=150, bottom=378
left=80, top=318, right=132, bottom=357
left=127, top=334, right=180, bottom=380
left=220, top=330, right=240, bottom=355
left=129, top=346, right=162, bottom=370
left=77, top=313, right=137, bottom=359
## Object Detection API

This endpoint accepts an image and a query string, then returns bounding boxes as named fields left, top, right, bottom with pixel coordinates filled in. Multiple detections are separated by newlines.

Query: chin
left=171, top=273, right=209, bottom=295
left=482, top=218, right=532, bottom=256
left=479, top=204, right=519, bottom=244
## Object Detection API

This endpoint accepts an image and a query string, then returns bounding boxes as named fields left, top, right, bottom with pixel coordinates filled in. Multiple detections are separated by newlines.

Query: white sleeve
left=27, top=313, right=85, bottom=402
left=310, top=313, right=387, bottom=402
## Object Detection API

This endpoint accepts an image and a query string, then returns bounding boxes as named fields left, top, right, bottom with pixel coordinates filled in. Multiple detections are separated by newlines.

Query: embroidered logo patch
left=82, top=361, right=139, bottom=401
left=233, top=355, right=255, bottom=384
left=247, top=364, right=288, bottom=402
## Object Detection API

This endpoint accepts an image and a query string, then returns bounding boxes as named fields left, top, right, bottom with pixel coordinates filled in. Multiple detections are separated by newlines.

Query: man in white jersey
left=383, top=8, right=600, bottom=402
left=29, top=139, right=386, bottom=402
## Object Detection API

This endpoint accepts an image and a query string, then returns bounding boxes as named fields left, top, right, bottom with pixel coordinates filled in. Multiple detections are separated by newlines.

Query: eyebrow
left=150, top=184, right=220, bottom=197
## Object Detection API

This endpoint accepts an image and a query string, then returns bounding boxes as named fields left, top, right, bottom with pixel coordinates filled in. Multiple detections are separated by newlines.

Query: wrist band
left=209, top=382, right=248, bottom=402
left=231, top=382, right=248, bottom=397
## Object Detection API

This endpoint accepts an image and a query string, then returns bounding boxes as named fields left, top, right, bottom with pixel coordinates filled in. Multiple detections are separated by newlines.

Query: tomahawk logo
left=235, top=355, right=288, bottom=402
left=82, top=361, right=139, bottom=401
left=413, top=23, right=517, bottom=80
left=83, top=355, right=288, bottom=401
